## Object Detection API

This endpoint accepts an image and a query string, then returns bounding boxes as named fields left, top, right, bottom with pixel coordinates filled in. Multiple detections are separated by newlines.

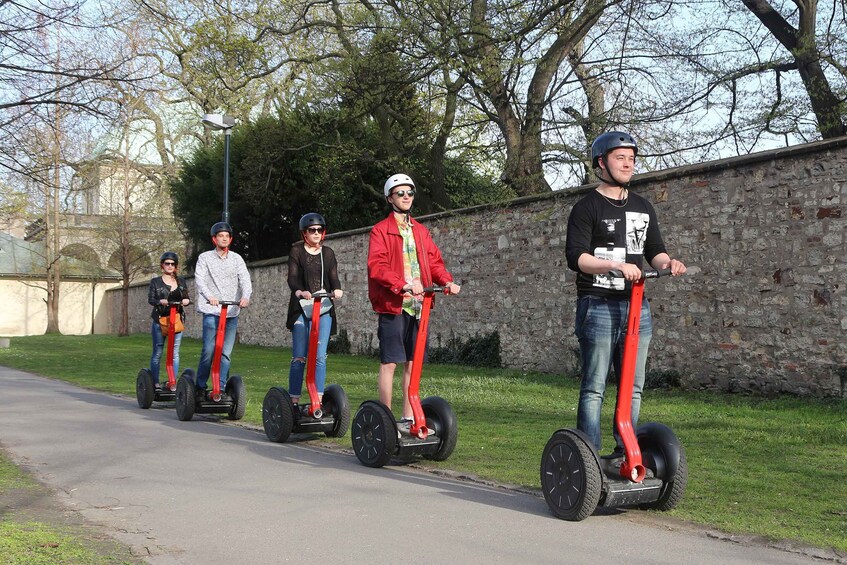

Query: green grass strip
left=0, top=521, right=125, bottom=565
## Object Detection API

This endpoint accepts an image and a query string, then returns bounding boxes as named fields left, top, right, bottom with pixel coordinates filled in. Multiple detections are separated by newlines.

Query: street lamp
left=202, top=113, right=236, bottom=223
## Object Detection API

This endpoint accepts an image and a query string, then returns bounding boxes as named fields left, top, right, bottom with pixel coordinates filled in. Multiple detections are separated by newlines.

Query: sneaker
left=194, top=386, right=207, bottom=401
left=396, top=418, right=410, bottom=439
left=397, top=419, right=436, bottom=438
left=153, top=383, right=162, bottom=392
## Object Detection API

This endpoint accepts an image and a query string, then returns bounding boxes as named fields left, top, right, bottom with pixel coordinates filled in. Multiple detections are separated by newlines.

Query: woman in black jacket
left=286, top=213, right=343, bottom=409
left=147, top=252, right=190, bottom=391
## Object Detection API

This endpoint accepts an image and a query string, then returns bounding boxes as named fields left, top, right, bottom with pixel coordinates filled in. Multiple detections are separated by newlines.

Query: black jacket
left=286, top=243, right=341, bottom=333
left=148, top=276, right=190, bottom=321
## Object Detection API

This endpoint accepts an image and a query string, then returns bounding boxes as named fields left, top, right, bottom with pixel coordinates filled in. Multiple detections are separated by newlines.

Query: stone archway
left=60, top=243, right=101, bottom=268
left=107, top=246, right=155, bottom=276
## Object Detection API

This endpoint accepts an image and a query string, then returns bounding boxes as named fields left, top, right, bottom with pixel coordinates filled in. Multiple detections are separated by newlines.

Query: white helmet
left=383, top=174, right=416, bottom=197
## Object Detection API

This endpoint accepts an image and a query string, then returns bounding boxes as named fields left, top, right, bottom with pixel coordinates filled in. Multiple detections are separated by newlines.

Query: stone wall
left=108, top=137, right=847, bottom=397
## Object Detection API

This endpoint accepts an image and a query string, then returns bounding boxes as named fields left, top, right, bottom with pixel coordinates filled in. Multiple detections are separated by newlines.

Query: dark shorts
left=377, top=312, right=429, bottom=364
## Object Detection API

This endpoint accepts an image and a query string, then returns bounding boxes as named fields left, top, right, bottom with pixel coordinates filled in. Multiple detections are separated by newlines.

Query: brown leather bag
left=159, top=314, right=184, bottom=336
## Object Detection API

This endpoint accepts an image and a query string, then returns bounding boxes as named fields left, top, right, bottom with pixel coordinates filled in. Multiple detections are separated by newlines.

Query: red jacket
left=367, top=214, right=454, bottom=314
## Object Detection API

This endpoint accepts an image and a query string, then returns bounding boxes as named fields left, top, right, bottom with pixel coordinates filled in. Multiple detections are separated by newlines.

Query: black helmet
left=210, top=221, right=233, bottom=237
left=298, top=213, right=326, bottom=232
left=591, top=131, right=638, bottom=168
left=160, top=251, right=179, bottom=264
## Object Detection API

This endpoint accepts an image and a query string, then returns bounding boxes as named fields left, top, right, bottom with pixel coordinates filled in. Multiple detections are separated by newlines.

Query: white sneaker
left=397, top=418, right=412, bottom=437
left=398, top=419, right=436, bottom=437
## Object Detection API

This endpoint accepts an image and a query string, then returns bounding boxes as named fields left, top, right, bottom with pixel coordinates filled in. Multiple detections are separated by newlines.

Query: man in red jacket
left=367, top=173, right=461, bottom=431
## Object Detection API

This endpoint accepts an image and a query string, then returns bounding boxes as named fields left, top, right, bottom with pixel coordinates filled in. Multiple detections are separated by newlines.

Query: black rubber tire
left=175, top=370, right=196, bottom=422
left=262, top=387, right=294, bottom=442
left=226, top=376, right=247, bottom=420
left=540, top=429, right=602, bottom=521
left=421, top=396, right=458, bottom=461
left=322, top=384, right=350, bottom=438
left=643, top=446, right=688, bottom=511
left=351, top=401, right=396, bottom=468
left=136, top=369, right=154, bottom=409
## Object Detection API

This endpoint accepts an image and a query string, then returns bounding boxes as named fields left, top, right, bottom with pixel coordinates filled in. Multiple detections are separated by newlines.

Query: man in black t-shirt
left=565, top=131, right=686, bottom=456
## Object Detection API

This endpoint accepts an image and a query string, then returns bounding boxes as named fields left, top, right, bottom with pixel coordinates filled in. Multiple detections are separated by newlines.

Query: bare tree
left=740, top=0, right=845, bottom=138
left=0, top=2, right=158, bottom=332
left=290, top=0, right=617, bottom=196
left=127, top=0, right=311, bottom=127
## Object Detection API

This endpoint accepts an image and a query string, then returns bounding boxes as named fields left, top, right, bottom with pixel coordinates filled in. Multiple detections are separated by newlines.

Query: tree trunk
left=45, top=264, right=61, bottom=334
left=501, top=133, right=549, bottom=196
left=120, top=283, right=130, bottom=337
left=45, top=102, right=63, bottom=334
left=428, top=74, right=465, bottom=210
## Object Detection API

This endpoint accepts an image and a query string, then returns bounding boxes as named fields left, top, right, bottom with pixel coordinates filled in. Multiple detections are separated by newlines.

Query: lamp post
left=201, top=113, right=236, bottom=223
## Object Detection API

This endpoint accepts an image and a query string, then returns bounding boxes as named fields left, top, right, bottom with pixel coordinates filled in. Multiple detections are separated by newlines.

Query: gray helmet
left=160, top=251, right=179, bottom=264
left=383, top=173, right=415, bottom=197
left=210, top=221, right=232, bottom=237
left=298, top=212, right=326, bottom=232
left=591, top=131, right=638, bottom=168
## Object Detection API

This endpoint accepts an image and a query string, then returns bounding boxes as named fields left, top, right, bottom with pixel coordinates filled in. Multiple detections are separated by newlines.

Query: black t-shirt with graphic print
left=565, top=189, right=666, bottom=298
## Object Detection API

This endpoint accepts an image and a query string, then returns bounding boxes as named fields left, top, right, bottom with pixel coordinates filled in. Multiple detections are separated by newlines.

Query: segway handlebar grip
left=607, top=268, right=673, bottom=279
left=207, top=300, right=241, bottom=306
left=645, top=267, right=672, bottom=278
left=422, top=285, right=446, bottom=293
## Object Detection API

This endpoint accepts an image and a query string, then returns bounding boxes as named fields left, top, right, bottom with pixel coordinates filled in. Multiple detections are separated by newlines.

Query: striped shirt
left=194, top=249, right=253, bottom=317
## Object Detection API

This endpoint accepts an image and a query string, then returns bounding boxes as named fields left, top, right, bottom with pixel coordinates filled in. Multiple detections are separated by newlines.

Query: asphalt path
left=0, top=367, right=833, bottom=564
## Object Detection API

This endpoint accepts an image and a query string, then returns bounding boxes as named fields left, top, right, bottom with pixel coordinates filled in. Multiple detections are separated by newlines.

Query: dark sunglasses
left=305, top=227, right=325, bottom=234
left=162, top=262, right=177, bottom=266
left=392, top=189, right=415, bottom=198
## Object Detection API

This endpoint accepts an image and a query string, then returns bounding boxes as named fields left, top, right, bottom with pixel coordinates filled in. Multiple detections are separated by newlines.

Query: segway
left=136, top=301, right=181, bottom=408
left=540, top=268, right=687, bottom=521
left=262, top=291, right=350, bottom=442
left=351, top=286, right=458, bottom=468
left=175, top=301, right=247, bottom=421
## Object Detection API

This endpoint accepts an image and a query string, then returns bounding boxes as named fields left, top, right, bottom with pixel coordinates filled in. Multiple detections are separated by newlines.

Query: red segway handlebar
left=301, top=290, right=333, bottom=300
left=205, top=300, right=241, bottom=400
left=605, top=265, right=674, bottom=482
left=607, top=267, right=672, bottom=279
left=422, top=283, right=465, bottom=295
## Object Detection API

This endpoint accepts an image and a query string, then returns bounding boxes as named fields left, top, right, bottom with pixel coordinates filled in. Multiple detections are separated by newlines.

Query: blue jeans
left=149, top=321, right=183, bottom=384
left=575, top=295, right=652, bottom=452
left=196, top=314, right=238, bottom=390
left=288, top=313, right=333, bottom=397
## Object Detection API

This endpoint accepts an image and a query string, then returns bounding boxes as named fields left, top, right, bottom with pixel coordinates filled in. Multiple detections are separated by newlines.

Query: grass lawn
left=1, top=334, right=845, bottom=554
left=0, top=449, right=139, bottom=564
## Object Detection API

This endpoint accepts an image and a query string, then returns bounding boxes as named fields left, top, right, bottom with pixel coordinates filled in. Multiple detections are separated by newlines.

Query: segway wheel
left=637, top=422, right=688, bottom=511
left=262, top=387, right=295, bottom=442
left=421, top=396, right=458, bottom=461
left=321, top=384, right=350, bottom=438
left=136, top=369, right=155, bottom=409
left=540, top=430, right=602, bottom=521
left=226, top=375, right=247, bottom=420
left=351, top=401, right=396, bottom=468
left=646, top=447, right=687, bottom=511
left=175, top=370, right=196, bottom=422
